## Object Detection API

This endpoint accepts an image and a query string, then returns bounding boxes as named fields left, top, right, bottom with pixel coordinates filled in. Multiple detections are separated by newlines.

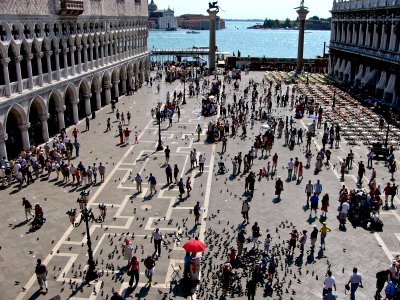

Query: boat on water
left=186, top=30, right=200, bottom=34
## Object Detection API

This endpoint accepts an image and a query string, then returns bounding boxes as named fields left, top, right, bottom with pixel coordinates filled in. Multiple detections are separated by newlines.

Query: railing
left=10, top=82, right=18, bottom=94
left=22, top=79, right=30, bottom=90
left=0, top=86, right=6, bottom=98
left=332, top=0, right=400, bottom=10
left=331, top=41, right=400, bottom=63
left=59, top=0, right=84, bottom=16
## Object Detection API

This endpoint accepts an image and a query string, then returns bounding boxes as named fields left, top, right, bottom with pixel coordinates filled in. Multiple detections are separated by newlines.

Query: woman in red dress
left=321, top=193, right=330, bottom=218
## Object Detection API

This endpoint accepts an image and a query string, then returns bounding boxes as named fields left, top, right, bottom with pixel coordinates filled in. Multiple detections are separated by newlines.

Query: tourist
left=241, top=200, right=250, bottom=224
left=194, top=201, right=201, bottom=225
left=127, top=256, right=139, bottom=287
left=251, top=222, right=261, bottom=249
left=319, top=222, right=331, bottom=250
left=323, top=270, right=336, bottom=297
left=98, top=163, right=106, bottom=183
left=164, top=146, right=170, bottom=163
left=178, top=178, right=185, bottom=200
left=151, top=228, right=163, bottom=257
left=22, top=197, right=34, bottom=220
left=122, top=239, right=133, bottom=267
left=165, top=164, right=173, bottom=185
left=237, top=230, right=246, bottom=257
left=148, top=173, right=157, bottom=195
left=305, top=180, right=313, bottom=207
left=348, top=267, right=363, bottom=300
left=275, top=177, right=283, bottom=199
left=246, top=278, right=257, bottom=300
left=321, top=193, right=329, bottom=218
left=35, top=259, right=48, bottom=293
left=143, top=255, right=156, bottom=286
left=310, top=225, right=318, bottom=251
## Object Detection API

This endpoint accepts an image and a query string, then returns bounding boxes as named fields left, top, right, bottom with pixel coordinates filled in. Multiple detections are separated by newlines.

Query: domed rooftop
left=148, top=0, right=158, bottom=12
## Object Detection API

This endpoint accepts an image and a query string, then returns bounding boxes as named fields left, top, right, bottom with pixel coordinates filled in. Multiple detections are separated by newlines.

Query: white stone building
left=148, top=0, right=178, bottom=30
left=0, top=0, right=150, bottom=158
left=329, top=0, right=400, bottom=106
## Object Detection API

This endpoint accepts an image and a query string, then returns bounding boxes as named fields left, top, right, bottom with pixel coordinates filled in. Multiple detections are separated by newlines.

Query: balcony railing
left=59, top=0, right=84, bottom=16
left=330, top=41, right=400, bottom=63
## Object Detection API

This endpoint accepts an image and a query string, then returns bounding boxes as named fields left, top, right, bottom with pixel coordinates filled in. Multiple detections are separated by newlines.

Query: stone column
left=56, top=106, right=66, bottom=129
left=46, top=51, right=52, bottom=83
left=82, top=45, right=88, bottom=71
left=35, top=52, right=44, bottom=85
left=120, top=75, right=127, bottom=94
left=358, top=22, right=364, bottom=46
left=14, top=55, right=23, bottom=92
left=295, top=5, right=309, bottom=74
left=346, top=23, right=351, bottom=44
left=94, top=43, right=99, bottom=67
left=63, top=49, right=69, bottom=77
left=39, top=113, right=49, bottom=142
left=104, top=41, right=109, bottom=65
left=114, top=38, right=118, bottom=61
left=95, top=89, right=102, bottom=110
left=76, top=46, right=82, bottom=73
left=113, top=80, right=119, bottom=98
left=19, top=123, right=30, bottom=151
left=388, top=22, right=397, bottom=51
left=100, top=42, right=105, bottom=66
left=25, top=54, right=34, bottom=89
left=207, top=9, right=218, bottom=71
left=71, top=100, right=79, bottom=124
left=365, top=22, right=371, bottom=47
left=83, top=94, right=92, bottom=116
left=104, top=84, right=111, bottom=104
left=70, top=47, right=76, bottom=75
left=380, top=23, right=388, bottom=50
left=0, top=133, right=8, bottom=160
left=372, top=23, right=379, bottom=48
left=330, top=21, right=336, bottom=42
left=1, top=58, right=11, bottom=96
left=352, top=22, right=358, bottom=44
left=54, top=49, right=61, bottom=80
left=89, top=44, right=94, bottom=69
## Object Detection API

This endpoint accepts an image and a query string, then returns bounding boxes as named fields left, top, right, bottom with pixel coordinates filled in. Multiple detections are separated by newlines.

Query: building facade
left=148, top=1, right=178, bottom=30
left=328, top=0, right=400, bottom=106
left=0, top=0, right=150, bottom=159
left=177, top=14, right=226, bottom=31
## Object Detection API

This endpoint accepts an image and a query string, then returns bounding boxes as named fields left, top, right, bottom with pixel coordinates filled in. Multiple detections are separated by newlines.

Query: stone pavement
left=0, top=71, right=398, bottom=300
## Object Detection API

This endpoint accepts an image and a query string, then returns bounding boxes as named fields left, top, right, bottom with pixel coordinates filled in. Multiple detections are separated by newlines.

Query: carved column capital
left=0, top=133, right=8, bottom=143
left=39, top=113, right=49, bottom=121
left=56, top=106, right=66, bottom=113
left=25, top=54, right=34, bottom=60
left=1, top=58, right=11, bottom=65
left=13, top=55, right=23, bottom=63
left=45, top=51, right=53, bottom=57
left=18, top=123, right=30, bottom=131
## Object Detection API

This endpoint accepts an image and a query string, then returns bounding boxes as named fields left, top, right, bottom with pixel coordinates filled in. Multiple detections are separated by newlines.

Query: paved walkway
left=0, top=72, right=398, bottom=299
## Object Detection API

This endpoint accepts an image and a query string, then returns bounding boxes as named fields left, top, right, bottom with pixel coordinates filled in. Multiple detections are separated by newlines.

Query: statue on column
left=208, top=1, right=220, bottom=12
left=300, top=0, right=305, bottom=6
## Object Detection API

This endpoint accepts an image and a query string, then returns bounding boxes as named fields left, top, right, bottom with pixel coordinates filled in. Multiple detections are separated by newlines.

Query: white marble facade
left=329, top=0, right=400, bottom=105
left=0, top=0, right=150, bottom=159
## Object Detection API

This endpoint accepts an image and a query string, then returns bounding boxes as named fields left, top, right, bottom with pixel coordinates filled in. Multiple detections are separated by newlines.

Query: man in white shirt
left=323, top=270, right=336, bottom=297
left=151, top=228, right=163, bottom=257
left=340, top=200, right=350, bottom=221
left=348, top=267, right=363, bottom=300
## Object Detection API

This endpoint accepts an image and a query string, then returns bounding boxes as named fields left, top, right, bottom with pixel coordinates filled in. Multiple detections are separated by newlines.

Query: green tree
left=283, top=18, right=292, bottom=28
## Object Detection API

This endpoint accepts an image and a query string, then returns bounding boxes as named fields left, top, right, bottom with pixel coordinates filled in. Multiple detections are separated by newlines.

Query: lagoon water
left=148, top=21, right=331, bottom=59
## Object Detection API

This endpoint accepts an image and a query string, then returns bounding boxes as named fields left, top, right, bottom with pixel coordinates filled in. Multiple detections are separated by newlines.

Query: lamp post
left=156, top=108, right=163, bottom=151
left=66, top=204, right=101, bottom=282
left=182, top=74, right=187, bottom=105
left=384, top=109, right=393, bottom=149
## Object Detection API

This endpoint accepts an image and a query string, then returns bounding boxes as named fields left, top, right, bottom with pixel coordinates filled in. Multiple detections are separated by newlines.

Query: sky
left=153, top=0, right=333, bottom=20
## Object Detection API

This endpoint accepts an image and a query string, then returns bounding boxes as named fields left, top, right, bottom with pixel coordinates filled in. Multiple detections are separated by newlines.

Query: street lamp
left=66, top=204, right=100, bottom=282
left=182, top=74, right=187, bottom=105
left=384, top=109, right=393, bottom=149
left=156, top=108, right=163, bottom=151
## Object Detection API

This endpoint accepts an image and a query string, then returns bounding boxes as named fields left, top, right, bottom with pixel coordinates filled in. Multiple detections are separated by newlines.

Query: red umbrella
left=182, top=239, right=207, bottom=253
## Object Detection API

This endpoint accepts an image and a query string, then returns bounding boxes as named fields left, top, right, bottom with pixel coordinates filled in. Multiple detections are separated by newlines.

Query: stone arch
left=78, top=79, right=91, bottom=118
left=4, top=103, right=28, bottom=158
left=28, top=96, right=47, bottom=144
